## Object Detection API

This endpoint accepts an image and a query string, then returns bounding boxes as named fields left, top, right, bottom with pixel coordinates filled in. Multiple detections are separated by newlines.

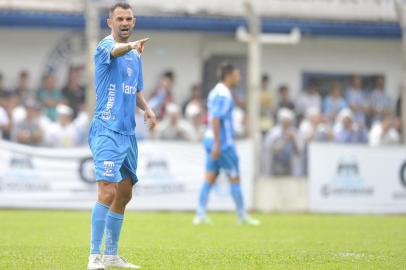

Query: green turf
left=0, top=211, right=405, bottom=270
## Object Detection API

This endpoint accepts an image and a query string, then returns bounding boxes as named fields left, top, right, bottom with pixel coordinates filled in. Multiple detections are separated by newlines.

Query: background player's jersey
left=93, top=35, right=143, bottom=135
left=204, top=83, right=235, bottom=150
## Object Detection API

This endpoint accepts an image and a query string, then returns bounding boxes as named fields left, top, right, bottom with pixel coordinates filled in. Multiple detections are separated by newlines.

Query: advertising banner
left=309, top=143, right=406, bottom=213
left=0, top=140, right=253, bottom=211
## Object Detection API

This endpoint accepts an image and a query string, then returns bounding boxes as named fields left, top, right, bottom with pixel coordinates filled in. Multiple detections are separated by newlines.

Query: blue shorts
left=205, top=145, right=240, bottom=178
left=88, top=120, right=138, bottom=185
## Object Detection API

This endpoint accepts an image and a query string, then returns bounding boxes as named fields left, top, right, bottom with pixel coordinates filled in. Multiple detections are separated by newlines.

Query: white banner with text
left=0, top=140, right=253, bottom=211
left=309, top=143, right=406, bottom=214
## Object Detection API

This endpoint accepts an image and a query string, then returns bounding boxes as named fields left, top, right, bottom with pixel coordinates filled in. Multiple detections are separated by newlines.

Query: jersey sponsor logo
left=122, top=83, right=137, bottom=95
left=102, top=84, right=116, bottom=120
left=103, top=160, right=115, bottom=177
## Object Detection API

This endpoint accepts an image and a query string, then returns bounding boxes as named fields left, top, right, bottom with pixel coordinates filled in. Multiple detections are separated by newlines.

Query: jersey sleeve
left=94, top=38, right=115, bottom=65
left=211, top=95, right=231, bottom=119
left=136, top=54, right=144, bottom=92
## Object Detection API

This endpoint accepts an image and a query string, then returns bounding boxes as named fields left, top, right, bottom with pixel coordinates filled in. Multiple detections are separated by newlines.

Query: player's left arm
left=137, top=92, right=157, bottom=130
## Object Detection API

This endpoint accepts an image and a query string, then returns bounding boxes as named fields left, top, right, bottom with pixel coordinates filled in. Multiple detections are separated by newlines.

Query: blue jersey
left=204, top=83, right=235, bottom=150
left=93, top=35, right=144, bottom=135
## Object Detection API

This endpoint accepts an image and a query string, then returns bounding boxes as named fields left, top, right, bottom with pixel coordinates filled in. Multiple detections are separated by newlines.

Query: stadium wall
left=0, top=29, right=401, bottom=101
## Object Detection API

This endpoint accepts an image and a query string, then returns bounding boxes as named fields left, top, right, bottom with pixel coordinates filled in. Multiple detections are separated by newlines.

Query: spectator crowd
left=0, top=68, right=402, bottom=177
left=260, top=74, right=401, bottom=176
left=0, top=67, right=88, bottom=148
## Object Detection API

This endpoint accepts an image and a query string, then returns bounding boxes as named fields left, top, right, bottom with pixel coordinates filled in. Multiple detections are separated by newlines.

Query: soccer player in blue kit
left=87, top=3, right=156, bottom=270
left=193, top=63, right=260, bottom=226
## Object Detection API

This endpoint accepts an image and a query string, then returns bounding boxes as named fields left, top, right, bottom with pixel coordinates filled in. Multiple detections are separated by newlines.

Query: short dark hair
left=109, top=2, right=132, bottom=17
left=218, top=63, right=236, bottom=81
left=20, top=70, right=28, bottom=78
left=163, top=70, right=175, bottom=81
left=278, top=85, right=289, bottom=93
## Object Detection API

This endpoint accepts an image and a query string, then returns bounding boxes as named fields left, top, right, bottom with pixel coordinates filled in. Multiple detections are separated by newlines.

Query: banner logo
left=321, top=157, right=373, bottom=197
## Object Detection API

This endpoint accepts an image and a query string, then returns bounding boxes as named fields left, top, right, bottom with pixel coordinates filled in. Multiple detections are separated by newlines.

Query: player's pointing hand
left=132, top=37, right=150, bottom=54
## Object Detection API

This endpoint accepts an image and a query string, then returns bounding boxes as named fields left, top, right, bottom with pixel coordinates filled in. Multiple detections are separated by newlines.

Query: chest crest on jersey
left=127, top=67, right=133, bottom=78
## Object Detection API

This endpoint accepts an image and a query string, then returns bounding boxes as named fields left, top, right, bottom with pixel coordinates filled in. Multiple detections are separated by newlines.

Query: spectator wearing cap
left=299, top=107, right=333, bottom=143
left=334, top=108, right=368, bottom=144
left=263, top=108, right=300, bottom=176
left=37, top=73, right=64, bottom=121
left=184, top=99, right=206, bottom=141
left=154, top=103, right=195, bottom=141
left=11, top=99, right=43, bottom=146
left=44, top=104, right=82, bottom=147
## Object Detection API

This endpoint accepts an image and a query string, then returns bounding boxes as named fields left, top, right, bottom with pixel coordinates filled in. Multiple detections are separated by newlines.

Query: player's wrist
left=145, top=107, right=153, bottom=115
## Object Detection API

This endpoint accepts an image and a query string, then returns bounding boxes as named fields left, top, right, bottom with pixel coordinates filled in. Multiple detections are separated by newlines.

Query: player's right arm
left=210, top=95, right=230, bottom=160
left=110, top=38, right=150, bottom=58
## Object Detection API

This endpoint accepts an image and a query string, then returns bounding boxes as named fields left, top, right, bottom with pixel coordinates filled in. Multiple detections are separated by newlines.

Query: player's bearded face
left=110, top=8, right=135, bottom=41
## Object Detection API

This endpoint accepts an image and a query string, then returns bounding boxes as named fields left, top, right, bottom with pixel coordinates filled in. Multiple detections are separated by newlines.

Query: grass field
left=0, top=211, right=405, bottom=270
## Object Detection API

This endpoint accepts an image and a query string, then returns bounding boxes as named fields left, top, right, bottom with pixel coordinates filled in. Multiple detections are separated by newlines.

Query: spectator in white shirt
left=155, top=103, right=195, bottom=141
left=263, top=108, right=300, bottom=176
left=334, top=108, right=368, bottom=144
left=11, top=99, right=43, bottom=146
left=44, top=104, right=80, bottom=147
left=0, top=103, right=9, bottom=139
left=369, top=114, right=400, bottom=146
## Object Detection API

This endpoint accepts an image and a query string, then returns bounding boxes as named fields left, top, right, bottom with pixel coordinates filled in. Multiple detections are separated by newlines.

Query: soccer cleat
left=103, top=255, right=140, bottom=269
left=87, top=254, right=105, bottom=270
left=238, top=215, right=261, bottom=226
left=192, top=215, right=213, bottom=225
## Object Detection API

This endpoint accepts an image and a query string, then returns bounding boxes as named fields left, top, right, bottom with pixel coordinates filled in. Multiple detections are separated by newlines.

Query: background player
left=87, top=3, right=156, bottom=270
left=193, top=63, right=260, bottom=226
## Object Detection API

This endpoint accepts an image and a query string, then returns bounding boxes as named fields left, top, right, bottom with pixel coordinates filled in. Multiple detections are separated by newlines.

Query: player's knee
left=205, top=172, right=218, bottom=184
left=229, top=176, right=240, bottom=184
left=206, top=178, right=217, bottom=185
left=98, top=184, right=117, bottom=205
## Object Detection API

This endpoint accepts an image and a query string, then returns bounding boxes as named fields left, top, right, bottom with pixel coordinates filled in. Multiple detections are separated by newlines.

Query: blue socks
left=90, top=202, right=109, bottom=254
left=104, top=211, right=124, bottom=256
left=196, top=181, right=214, bottom=218
left=230, top=183, right=246, bottom=219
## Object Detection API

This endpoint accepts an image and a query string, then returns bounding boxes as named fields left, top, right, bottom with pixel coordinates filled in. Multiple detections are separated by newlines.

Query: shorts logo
left=103, top=161, right=115, bottom=177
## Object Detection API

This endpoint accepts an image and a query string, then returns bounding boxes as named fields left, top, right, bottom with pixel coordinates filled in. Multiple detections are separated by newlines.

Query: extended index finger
left=138, top=37, right=150, bottom=44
